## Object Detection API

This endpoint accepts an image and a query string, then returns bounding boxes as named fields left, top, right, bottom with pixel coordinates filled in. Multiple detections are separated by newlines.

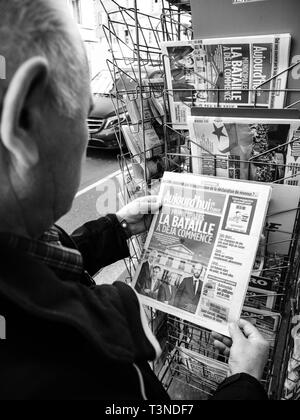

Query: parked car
left=87, top=68, right=163, bottom=150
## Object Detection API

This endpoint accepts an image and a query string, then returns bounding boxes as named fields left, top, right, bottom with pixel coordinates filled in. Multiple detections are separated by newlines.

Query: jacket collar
left=0, top=229, right=83, bottom=282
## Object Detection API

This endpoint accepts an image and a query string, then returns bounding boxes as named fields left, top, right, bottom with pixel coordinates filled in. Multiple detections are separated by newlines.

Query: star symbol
left=212, top=124, right=227, bottom=143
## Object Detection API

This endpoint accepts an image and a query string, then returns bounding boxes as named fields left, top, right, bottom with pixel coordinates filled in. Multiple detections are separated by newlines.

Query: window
left=166, top=257, right=174, bottom=268
left=72, top=0, right=82, bottom=24
left=179, top=260, right=186, bottom=271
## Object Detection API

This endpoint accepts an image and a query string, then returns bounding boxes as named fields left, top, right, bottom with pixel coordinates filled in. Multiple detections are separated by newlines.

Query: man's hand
left=116, top=195, right=162, bottom=238
left=212, top=319, right=270, bottom=381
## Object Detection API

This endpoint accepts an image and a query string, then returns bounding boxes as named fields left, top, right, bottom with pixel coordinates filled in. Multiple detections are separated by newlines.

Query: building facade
left=66, top=0, right=165, bottom=77
left=66, top=0, right=103, bottom=77
left=97, top=0, right=164, bottom=64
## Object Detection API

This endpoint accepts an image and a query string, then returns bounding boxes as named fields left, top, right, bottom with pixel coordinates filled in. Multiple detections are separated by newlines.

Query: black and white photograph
left=0, top=0, right=299, bottom=403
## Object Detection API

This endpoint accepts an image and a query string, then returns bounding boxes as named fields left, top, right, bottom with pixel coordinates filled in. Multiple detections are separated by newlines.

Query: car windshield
left=91, top=70, right=114, bottom=95
left=91, top=69, right=148, bottom=96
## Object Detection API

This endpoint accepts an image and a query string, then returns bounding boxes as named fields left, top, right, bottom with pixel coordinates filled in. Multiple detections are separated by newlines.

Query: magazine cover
left=188, top=116, right=300, bottom=182
left=160, top=34, right=291, bottom=128
left=132, top=172, right=272, bottom=336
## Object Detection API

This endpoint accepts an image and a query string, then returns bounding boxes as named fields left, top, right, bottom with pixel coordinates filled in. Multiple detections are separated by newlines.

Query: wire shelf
left=98, top=0, right=300, bottom=400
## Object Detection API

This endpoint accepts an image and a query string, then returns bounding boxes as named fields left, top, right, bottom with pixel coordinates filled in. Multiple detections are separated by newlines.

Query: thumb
left=229, top=322, right=244, bottom=342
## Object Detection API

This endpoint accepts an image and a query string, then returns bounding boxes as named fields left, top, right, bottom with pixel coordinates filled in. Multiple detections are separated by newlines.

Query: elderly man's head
left=0, top=0, right=92, bottom=238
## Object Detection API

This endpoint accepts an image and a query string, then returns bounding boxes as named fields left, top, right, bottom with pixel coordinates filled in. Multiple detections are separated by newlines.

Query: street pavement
left=58, top=148, right=120, bottom=233
left=57, top=148, right=128, bottom=285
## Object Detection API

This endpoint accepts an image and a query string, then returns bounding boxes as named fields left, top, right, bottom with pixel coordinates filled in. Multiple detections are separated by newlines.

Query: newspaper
left=178, top=346, right=229, bottom=390
left=188, top=116, right=300, bottom=182
left=284, top=129, right=300, bottom=186
left=122, top=125, right=164, bottom=162
left=123, top=95, right=163, bottom=157
left=242, top=307, right=281, bottom=348
left=160, top=34, right=291, bottom=129
left=265, top=183, right=300, bottom=256
left=284, top=322, right=300, bottom=398
left=244, top=287, right=277, bottom=311
left=132, top=172, right=271, bottom=336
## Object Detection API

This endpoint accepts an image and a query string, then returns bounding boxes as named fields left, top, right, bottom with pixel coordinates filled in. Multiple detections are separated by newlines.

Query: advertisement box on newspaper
left=132, top=172, right=271, bottom=336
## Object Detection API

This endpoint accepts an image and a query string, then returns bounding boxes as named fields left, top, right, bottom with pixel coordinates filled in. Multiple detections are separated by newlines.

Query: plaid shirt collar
left=5, top=226, right=84, bottom=282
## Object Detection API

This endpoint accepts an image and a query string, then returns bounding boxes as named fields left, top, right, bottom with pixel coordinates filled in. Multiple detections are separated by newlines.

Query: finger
left=238, top=319, right=264, bottom=340
left=213, top=340, right=230, bottom=357
left=211, top=332, right=232, bottom=348
left=228, top=322, right=245, bottom=342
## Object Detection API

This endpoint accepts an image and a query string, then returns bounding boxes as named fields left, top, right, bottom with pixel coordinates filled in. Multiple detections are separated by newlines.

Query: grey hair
left=0, top=0, right=89, bottom=118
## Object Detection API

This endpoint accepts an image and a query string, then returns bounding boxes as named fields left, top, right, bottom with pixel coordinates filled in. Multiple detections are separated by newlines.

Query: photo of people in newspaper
left=166, top=44, right=215, bottom=105
left=134, top=240, right=230, bottom=321
left=136, top=249, right=207, bottom=314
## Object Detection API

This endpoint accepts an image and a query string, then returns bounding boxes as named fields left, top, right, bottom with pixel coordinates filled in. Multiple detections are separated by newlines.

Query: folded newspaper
left=132, top=172, right=272, bottom=336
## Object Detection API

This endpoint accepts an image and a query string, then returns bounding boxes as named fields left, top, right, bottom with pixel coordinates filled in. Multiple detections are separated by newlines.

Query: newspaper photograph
left=188, top=116, right=300, bottom=181
left=160, top=34, right=291, bottom=128
left=132, top=172, right=271, bottom=336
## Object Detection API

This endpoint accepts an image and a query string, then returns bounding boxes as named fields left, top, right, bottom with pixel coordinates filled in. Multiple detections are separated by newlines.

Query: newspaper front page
left=160, top=34, right=291, bottom=129
left=133, top=172, right=271, bottom=336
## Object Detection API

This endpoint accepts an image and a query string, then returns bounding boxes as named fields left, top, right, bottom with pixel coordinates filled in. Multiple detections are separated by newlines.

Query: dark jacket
left=0, top=215, right=268, bottom=400
left=0, top=215, right=167, bottom=400
left=211, top=373, right=269, bottom=400
left=157, top=282, right=175, bottom=305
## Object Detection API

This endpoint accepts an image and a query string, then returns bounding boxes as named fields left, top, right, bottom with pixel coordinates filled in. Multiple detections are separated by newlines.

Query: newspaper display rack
left=98, top=0, right=300, bottom=400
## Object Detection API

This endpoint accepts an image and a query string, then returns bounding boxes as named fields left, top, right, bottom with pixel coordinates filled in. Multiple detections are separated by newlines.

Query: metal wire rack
left=98, top=0, right=300, bottom=400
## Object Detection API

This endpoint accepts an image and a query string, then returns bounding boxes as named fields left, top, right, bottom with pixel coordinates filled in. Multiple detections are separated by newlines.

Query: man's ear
left=0, top=56, right=49, bottom=170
